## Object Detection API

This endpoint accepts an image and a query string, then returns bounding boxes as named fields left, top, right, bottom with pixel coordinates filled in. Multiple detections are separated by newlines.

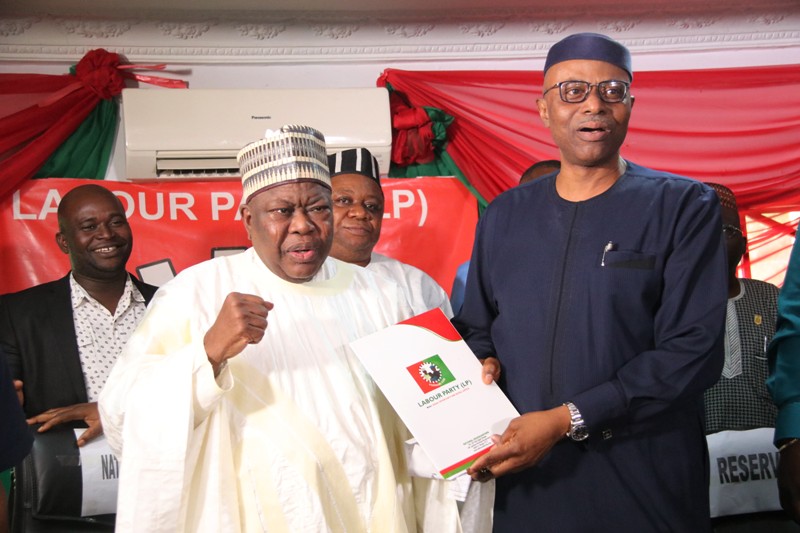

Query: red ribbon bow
left=38, top=48, right=188, bottom=107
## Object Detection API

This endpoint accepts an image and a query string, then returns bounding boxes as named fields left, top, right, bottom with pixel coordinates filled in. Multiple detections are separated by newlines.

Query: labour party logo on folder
left=407, top=354, right=455, bottom=393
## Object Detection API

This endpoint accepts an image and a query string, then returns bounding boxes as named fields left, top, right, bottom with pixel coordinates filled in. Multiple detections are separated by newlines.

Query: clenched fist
left=204, top=292, right=273, bottom=374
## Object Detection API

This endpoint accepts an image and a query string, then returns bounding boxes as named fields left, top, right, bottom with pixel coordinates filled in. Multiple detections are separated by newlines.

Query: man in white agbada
left=99, top=125, right=465, bottom=532
left=327, top=148, right=452, bottom=317
left=326, top=148, right=491, bottom=532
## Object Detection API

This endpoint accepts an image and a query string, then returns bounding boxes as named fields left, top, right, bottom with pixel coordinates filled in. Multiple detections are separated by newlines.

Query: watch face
left=571, top=425, right=589, bottom=442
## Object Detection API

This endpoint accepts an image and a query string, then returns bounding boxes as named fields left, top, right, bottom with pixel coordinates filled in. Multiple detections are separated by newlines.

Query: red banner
left=0, top=177, right=477, bottom=296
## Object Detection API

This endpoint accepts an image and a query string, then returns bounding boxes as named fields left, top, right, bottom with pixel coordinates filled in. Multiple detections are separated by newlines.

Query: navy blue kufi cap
left=544, top=33, right=632, bottom=81
left=328, top=148, right=381, bottom=188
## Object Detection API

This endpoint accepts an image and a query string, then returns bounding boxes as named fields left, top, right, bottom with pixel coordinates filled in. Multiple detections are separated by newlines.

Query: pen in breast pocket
left=601, top=241, right=617, bottom=267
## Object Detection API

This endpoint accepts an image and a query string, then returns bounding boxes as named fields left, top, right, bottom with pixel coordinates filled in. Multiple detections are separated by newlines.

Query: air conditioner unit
left=121, top=88, right=392, bottom=180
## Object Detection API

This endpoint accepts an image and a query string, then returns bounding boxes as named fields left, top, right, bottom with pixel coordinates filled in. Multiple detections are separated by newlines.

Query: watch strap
left=564, top=401, right=589, bottom=441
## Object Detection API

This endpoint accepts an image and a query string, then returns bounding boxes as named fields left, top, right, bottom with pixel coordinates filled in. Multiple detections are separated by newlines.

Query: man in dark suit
left=0, top=183, right=157, bottom=532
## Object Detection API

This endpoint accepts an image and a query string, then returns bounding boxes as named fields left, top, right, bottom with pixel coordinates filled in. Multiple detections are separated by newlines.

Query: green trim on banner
left=34, top=98, right=118, bottom=180
left=439, top=150, right=487, bottom=212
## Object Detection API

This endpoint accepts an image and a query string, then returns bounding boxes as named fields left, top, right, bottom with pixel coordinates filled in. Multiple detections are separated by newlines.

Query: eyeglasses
left=542, top=80, right=630, bottom=104
left=722, top=224, right=743, bottom=238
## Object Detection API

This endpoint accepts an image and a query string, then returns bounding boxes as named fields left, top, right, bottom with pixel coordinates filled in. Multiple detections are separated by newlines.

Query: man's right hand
left=778, top=442, right=800, bottom=523
left=204, top=292, right=273, bottom=374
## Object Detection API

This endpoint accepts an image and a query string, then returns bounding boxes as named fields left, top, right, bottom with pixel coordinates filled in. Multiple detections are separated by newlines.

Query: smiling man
left=0, top=184, right=157, bottom=439
left=327, top=151, right=487, bottom=529
left=454, top=33, right=728, bottom=531
left=0, top=183, right=157, bottom=531
left=99, top=125, right=463, bottom=532
left=328, top=147, right=452, bottom=317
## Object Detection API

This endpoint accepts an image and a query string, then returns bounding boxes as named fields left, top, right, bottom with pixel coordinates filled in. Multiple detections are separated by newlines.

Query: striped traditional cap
left=327, top=148, right=381, bottom=189
left=706, top=182, right=738, bottom=211
left=237, top=124, right=331, bottom=203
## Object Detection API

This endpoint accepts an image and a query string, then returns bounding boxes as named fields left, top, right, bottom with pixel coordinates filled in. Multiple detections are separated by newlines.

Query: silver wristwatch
left=564, top=402, right=589, bottom=442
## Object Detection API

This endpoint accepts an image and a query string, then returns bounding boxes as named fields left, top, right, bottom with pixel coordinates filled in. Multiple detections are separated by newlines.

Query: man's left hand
left=467, top=405, right=571, bottom=482
left=479, top=356, right=501, bottom=384
left=27, top=402, right=102, bottom=447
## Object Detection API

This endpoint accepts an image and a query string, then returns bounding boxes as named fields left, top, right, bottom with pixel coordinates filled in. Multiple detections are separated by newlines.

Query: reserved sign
left=707, top=428, right=780, bottom=517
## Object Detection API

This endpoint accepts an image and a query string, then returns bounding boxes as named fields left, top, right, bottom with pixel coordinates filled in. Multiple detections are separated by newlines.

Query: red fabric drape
left=378, top=66, right=800, bottom=217
left=0, top=49, right=187, bottom=200
left=389, top=90, right=436, bottom=166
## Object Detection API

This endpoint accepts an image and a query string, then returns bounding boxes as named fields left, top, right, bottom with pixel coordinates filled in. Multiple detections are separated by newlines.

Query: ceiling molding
left=0, top=7, right=797, bottom=64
